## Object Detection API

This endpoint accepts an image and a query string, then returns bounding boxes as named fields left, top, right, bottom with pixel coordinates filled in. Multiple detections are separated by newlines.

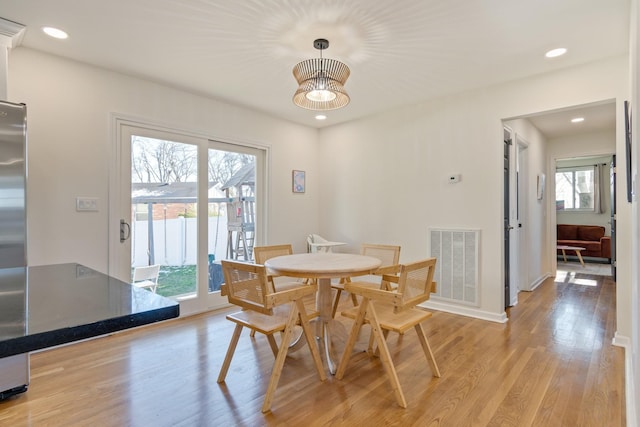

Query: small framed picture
left=292, top=170, right=305, bottom=193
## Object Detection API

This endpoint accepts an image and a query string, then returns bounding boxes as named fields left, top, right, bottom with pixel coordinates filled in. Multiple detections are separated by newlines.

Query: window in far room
left=555, top=166, right=594, bottom=211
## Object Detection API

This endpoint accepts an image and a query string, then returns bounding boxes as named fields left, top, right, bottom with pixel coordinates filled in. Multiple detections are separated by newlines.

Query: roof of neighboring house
left=132, top=182, right=223, bottom=204
left=221, top=163, right=255, bottom=190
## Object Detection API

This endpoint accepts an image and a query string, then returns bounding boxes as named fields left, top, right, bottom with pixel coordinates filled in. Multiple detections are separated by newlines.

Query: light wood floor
left=0, top=271, right=624, bottom=426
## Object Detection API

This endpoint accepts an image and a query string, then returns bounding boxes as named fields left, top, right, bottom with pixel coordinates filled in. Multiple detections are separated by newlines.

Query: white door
left=507, top=133, right=529, bottom=306
left=109, top=118, right=266, bottom=316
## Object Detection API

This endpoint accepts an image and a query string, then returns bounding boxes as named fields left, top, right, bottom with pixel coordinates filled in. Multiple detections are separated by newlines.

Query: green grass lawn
left=156, top=265, right=196, bottom=298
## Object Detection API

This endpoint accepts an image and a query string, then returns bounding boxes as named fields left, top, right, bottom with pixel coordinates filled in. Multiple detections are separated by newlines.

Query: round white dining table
left=265, top=252, right=381, bottom=374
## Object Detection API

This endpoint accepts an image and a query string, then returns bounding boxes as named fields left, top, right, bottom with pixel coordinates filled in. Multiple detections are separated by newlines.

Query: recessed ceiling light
left=42, top=27, right=68, bottom=39
left=545, top=48, right=567, bottom=58
left=571, top=117, right=585, bottom=123
left=315, top=114, right=327, bottom=120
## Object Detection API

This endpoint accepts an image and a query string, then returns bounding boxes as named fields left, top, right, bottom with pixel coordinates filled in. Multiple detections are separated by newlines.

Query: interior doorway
left=503, top=127, right=529, bottom=308
left=554, top=154, right=615, bottom=274
left=502, top=100, right=616, bottom=308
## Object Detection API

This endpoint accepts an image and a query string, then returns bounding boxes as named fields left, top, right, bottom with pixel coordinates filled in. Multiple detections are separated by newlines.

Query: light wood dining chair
left=254, top=244, right=304, bottom=292
left=217, top=260, right=326, bottom=413
left=335, top=258, right=440, bottom=408
left=252, top=244, right=318, bottom=338
left=331, top=243, right=401, bottom=317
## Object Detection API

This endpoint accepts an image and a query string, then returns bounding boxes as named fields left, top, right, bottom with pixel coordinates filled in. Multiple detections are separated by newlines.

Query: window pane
left=576, top=169, right=594, bottom=209
left=555, top=167, right=595, bottom=211
left=555, top=171, right=575, bottom=209
left=131, top=136, right=198, bottom=299
left=207, top=149, right=256, bottom=293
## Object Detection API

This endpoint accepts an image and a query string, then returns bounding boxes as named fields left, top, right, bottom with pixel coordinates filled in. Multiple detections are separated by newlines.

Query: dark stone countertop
left=0, top=263, right=179, bottom=358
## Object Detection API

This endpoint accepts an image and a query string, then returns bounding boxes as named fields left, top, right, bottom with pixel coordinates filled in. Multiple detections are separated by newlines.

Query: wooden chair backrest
left=361, top=244, right=401, bottom=272
left=221, top=260, right=273, bottom=315
left=253, top=244, right=293, bottom=264
left=394, top=258, right=437, bottom=311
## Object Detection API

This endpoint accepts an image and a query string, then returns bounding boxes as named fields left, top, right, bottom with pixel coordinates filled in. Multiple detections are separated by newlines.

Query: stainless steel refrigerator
left=0, top=101, right=28, bottom=399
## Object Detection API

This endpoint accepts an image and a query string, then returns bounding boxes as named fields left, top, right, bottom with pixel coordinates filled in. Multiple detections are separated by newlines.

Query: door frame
left=504, top=126, right=530, bottom=308
left=514, top=134, right=530, bottom=297
left=550, top=152, right=615, bottom=276
left=503, top=126, right=512, bottom=309
left=108, top=114, right=269, bottom=316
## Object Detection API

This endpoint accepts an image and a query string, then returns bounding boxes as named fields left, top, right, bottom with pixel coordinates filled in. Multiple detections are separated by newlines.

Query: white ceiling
left=525, top=101, right=617, bottom=139
left=0, top=0, right=629, bottom=132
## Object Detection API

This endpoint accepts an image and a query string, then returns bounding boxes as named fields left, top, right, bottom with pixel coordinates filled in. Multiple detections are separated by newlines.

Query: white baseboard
left=421, top=300, right=508, bottom=323
left=613, top=331, right=631, bottom=348
left=528, top=273, right=550, bottom=291
left=612, top=332, right=636, bottom=427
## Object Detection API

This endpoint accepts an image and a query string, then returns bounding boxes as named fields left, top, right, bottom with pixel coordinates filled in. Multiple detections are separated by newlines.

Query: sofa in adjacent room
left=556, top=224, right=611, bottom=260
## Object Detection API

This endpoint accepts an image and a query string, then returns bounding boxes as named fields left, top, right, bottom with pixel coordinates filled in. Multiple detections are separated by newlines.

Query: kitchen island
left=0, top=263, right=179, bottom=399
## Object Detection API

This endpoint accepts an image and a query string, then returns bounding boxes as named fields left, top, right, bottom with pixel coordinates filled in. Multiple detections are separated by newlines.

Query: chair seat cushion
left=342, top=302, right=433, bottom=334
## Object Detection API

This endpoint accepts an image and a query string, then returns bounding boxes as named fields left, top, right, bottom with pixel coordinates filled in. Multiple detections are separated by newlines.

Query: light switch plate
left=76, top=197, right=98, bottom=212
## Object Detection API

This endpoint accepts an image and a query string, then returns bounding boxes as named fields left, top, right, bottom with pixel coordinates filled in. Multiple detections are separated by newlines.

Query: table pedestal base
left=316, top=278, right=348, bottom=374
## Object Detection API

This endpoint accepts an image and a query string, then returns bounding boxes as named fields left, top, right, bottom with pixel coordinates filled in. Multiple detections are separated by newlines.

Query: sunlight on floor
left=555, top=270, right=598, bottom=286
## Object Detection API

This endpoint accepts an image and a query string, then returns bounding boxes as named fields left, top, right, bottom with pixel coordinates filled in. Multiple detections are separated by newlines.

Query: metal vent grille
left=429, top=228, right=479, bottom=306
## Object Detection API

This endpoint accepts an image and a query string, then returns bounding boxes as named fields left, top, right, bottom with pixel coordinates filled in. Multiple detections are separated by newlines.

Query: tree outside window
left=555, top=166, right=594, bottom=211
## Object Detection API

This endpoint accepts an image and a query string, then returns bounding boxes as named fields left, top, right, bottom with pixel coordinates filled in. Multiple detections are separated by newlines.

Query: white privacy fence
left=131, top=215, right=229, bottom=267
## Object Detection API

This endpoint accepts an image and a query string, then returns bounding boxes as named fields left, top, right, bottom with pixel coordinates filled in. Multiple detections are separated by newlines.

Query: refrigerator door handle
left=120, top=219, right=131, bottom=243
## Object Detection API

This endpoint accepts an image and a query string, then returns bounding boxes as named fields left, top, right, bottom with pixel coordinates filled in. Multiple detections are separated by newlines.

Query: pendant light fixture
left=292, top=38, right=350, bottom=110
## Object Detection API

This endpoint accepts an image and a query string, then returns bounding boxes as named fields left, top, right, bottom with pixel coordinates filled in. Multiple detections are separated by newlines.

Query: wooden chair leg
left=415, top=323, right=441, bottom=377
left=367, top=304, right=407, bottom=408
left=296, top=300, right=327, bottom=382
left=217, top=323, right=243, bottom=383
left=332, top=288, right=359, bottom=318
left=250, top=329, right=256, bottom=337
left=336, top=299, right=369, bottom=379
left=331, top=289, right=343, bottom=318
left=266, top=334, right=279, bottom=357
left=349, top=292, right=358, bottom=306
left=368, top=328, right=389, bottom=357
left=261, top=303, right=299, bottom=413
left=367, top=328, right=376, bottom=355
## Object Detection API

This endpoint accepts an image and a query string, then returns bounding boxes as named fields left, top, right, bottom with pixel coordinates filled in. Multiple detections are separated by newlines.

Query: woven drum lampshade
left=292, top=39, right=350, bottom=111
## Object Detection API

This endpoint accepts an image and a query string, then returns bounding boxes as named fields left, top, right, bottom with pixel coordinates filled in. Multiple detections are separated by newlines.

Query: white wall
left=318, top=56, right=630, bottom=324
left=7, top=48, right=321, bottom=272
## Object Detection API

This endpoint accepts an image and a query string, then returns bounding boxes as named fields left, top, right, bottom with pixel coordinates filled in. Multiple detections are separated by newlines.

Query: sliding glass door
left=110, top=119, right=265, bottom=315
